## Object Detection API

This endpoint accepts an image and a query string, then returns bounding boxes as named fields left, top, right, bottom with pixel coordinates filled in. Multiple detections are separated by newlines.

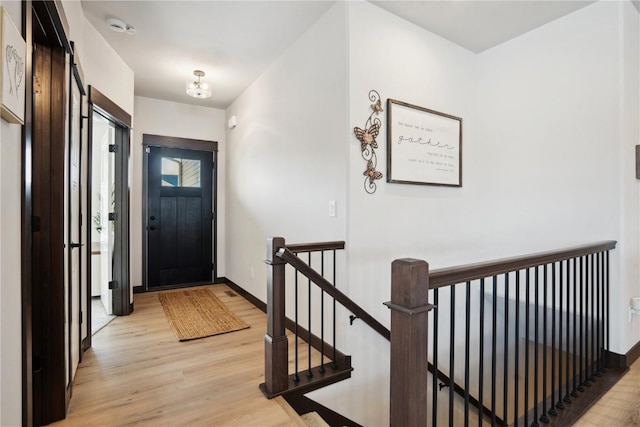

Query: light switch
left=329, top=201, right=336, bottom=217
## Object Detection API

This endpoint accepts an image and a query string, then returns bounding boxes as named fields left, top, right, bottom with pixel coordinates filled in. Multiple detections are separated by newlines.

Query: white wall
left=225, top=2, right=349, bottom=301
left=82, top=22, right=134, bottom=116
left=0, top=1, right=23, bottom=425
left=476, top=0, right=639, bottom=354
left=309, top=2, right=640, bottom=425
left=132, top=96, right=227, bottom=287
left=60, top=1, right=134, bottom=116
left=317, top=2, right=478, bottom=424
left=618, top=0, right=640, bottom=352
left=0, top=121, right=22, bottom=427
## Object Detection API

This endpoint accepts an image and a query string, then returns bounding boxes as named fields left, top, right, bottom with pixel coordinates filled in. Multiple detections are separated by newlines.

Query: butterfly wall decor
left=353, top=89, right=383, bottom=194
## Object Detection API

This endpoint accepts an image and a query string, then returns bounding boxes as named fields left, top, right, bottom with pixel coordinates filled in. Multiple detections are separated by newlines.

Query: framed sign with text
left=387, top=99, right=462, bottom=187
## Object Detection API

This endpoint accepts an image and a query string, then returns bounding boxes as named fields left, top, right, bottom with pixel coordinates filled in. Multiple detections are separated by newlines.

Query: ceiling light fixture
left=186, top=70, right=212, bottom=99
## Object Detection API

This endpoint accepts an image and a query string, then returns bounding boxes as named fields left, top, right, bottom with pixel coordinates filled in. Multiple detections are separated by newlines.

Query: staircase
left=261, top=237, right=622, bottom=426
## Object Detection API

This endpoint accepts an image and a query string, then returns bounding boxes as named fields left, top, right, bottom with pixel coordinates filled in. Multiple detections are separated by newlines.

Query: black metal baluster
left=590, top=253, right=596, bottom=381
left=294, top=267, right=300, bottom=382
left=550, top=262, right=559, bottom=416
left=320, top=251, right=325, bottom=373
left=597, top=252, right=603, bottom=374
left=584, top=255, right=590, bottom=384
left=307, top=253, right=313, bottom=378
left=564, top=259, right=572, bottom=404
left=479, top=279, right=485, bottom=427
left=571, top=258, right=578, bottom=397
left=504, top=273, right=510, bottom=425
left=515, top=271, right=520, bottom=427
left=557, top=261, right=565, bottom=411
left=449, top=286, right=456, bottom=427
left=532, top=267, right=540, bottom=427
left=578, top=256, right=585, bottom=392
left=491, top=276, right=497, bottom=426
left=434, top=288, right=440, bottom=427
left=540, top=265, right=549, bottom=423
left=583, top=255, right=590, bottom=388
left=332, top=249, right=337, bottom=368
left=465, top=281, right=471, bottom=427
left=605, top=251, right=610, bottom=365
left=525, top=270, right=530, bottom=427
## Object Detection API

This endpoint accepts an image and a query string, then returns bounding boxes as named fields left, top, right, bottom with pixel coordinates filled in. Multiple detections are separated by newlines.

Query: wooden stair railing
left=388, top=240, right=619, bottom=427
left=261, top=236, right=385, bottom=399
left=261, top=236, right=504, bottom=419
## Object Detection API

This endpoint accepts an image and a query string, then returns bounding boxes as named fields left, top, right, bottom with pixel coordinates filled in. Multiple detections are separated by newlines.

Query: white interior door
left=69, top=78, right=82, bottom=380
left=92, top=116, right=115, bottom=315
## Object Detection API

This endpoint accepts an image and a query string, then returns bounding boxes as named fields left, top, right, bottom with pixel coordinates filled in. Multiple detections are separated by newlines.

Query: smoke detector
left=107, top=18, right=136, bottom=35
left=107, top=18, right=127, bottom=33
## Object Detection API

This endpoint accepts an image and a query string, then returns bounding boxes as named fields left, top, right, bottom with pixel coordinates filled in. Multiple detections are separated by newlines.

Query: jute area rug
left=158, top=288, right=250, bottom=341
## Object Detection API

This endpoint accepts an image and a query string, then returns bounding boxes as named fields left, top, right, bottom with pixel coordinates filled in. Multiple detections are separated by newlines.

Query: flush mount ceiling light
left=186, top=70, right=212, bottom=99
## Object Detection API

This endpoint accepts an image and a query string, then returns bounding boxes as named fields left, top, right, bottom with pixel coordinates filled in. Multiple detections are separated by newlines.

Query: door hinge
left=108, top=281, right=118, bottom=290
left=34, top=75, right=42, bottom=95
left=108, top=212, right=118, bottom=221
left=80, top=311, right=83, bottom=324
left=211, top=263, right=215, bottom=271
left=108, top=144, right=118, bottom=153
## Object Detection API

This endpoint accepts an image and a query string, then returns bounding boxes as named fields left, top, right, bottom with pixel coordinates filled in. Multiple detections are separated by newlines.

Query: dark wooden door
left=32, top=42, right=68, bottom=426
left=147, top=147, right=213, bottom=288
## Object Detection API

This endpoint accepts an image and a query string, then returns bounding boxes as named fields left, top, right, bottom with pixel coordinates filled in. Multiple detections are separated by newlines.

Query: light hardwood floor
left=574, top=358, right=640, bottom=426
left=52, top=282, right=640, bottom=427
left=52, top=284, right=316, bottom=427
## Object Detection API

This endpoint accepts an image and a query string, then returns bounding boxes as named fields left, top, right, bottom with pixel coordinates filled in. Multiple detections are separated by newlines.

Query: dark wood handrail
left=285, top=241, right=346, bottom=253
left=277, top=247, right=391, bottom=341
left=429, top=240, right=617, bottom=289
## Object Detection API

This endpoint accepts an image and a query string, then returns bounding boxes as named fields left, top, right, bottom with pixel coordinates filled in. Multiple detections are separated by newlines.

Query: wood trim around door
left=22, top=2, right=34, bottom=425
left=142, top=134, right=217, bottom=152
left=89, top=87, right=131, bottom=128
left=141, top=135, right=219, bottom=292
left=86, top=86, right=132, bottom=324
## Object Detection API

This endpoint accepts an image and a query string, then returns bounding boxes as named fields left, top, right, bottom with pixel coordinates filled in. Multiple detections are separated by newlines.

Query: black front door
left=147, top=146, right=213, bottom=288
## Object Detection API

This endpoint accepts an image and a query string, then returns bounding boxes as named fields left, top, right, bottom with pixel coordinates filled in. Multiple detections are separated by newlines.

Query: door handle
left=69, top=242, right=84, bottom=249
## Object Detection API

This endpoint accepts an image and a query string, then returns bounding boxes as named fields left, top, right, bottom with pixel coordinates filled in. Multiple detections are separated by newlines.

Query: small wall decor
left=387, top=99, right=462, bottom=187
left=354, top=90, right=383, bottom=194
left=1, top=7, right=26, bottom=125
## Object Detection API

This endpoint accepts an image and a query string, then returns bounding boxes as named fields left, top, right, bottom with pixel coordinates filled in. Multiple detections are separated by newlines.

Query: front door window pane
left=161, top=157, right=201, bottom=188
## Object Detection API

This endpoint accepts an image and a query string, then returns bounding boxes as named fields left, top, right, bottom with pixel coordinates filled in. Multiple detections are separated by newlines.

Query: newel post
left=264, top=236, right=288, bottom=397
left=385, top=258, right=433, bottom=427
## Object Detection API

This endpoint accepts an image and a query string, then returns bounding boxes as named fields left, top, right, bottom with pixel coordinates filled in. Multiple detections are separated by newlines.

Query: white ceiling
left=371, top=1, right=596, bottom=54
left=80, top=0, right=601, bottom=109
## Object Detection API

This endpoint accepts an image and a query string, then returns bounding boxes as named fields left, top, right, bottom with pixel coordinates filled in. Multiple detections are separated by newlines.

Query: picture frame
left=387, top=99, right=462, bottom=187
left=1, top=7, right=26, bottom=125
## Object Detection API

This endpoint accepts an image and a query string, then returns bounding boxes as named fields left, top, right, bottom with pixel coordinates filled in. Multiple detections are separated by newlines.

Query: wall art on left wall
left=1, top=7, right=26, bottom=125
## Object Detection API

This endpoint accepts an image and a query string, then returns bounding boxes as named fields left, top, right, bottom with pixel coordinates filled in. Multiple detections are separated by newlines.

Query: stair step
left=301, top=412, right=330, bottom=427
left=273, top=396, right=308, bottom=427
